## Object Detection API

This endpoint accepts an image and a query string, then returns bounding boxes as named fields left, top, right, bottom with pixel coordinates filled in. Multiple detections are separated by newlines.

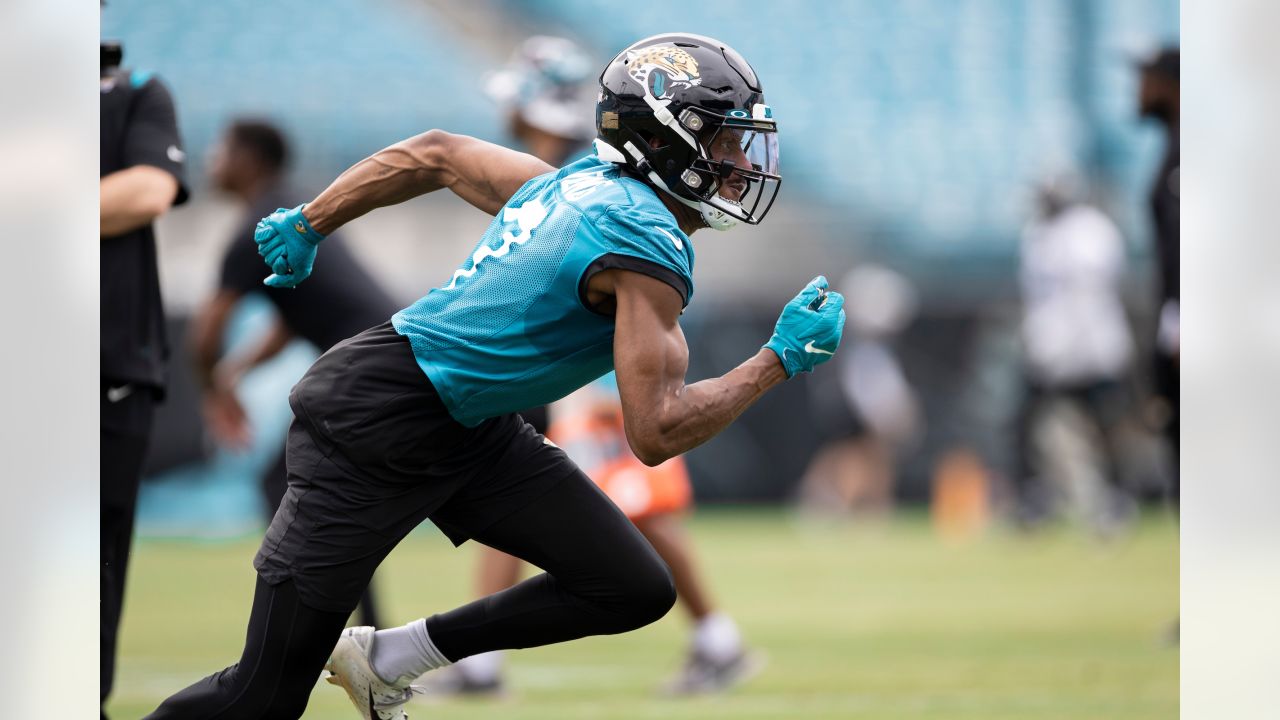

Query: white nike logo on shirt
left=106, top=385, right=134, bottom=403
left=655, top=226, right=683, bottom=251
left=804, top=341, right=834, bottom=356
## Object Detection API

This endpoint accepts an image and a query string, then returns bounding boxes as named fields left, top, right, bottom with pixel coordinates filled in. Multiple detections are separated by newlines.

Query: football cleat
left=324, top=626, right=416, bottom=720
left=661, top=647, right=766, bottom=696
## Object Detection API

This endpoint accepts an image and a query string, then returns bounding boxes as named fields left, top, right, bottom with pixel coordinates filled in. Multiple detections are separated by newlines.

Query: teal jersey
left=392, top=154, right=695, bottom=427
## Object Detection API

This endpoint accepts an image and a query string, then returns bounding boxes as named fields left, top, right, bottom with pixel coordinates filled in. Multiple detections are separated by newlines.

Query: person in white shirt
left=1014, top=177, right=1135, bottom=526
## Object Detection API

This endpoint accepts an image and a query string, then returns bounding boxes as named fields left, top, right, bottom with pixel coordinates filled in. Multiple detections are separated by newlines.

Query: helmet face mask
left=595, top=33, right=781, bottom=230
left=681, top=107, right=781, bottom=229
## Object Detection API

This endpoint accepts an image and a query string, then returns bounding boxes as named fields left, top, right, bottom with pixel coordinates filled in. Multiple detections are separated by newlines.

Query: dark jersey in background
left=100, top=68, right=189, bottom=395
left=218, top=187, right=399, bottom=351
left=100, top=66, right=190, bottom=715
left=1151, top=132, right=1179, bottom=309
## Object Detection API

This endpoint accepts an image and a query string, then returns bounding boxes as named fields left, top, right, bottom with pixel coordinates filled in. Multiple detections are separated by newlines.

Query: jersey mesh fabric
left=415, top=203, right=583, bottom=354
left=392, top=155, right=695, bottom=427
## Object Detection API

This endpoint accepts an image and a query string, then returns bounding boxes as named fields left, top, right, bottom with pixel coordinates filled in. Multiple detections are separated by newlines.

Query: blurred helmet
left=485, top=36, right=598, bottom=142
left=595, top=33, right=781, bottom=231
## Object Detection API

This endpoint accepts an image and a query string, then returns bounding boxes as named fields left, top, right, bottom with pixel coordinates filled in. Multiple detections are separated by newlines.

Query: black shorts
left=254, top=322, right=580, bottom=612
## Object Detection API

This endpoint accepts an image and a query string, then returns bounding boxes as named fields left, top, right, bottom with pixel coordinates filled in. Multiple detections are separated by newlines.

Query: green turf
left=108, top=510, right=1178, bottom=719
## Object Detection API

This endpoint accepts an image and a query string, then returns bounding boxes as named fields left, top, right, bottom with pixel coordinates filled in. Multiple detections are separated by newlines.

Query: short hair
left=227, top=119, right=289, bottom=172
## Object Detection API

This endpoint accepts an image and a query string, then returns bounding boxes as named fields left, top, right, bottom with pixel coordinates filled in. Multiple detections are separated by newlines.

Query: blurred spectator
left=1137, top=47, right=1179, bottom=507
left=435, top=37, right=760, bottom=697
left=100, top=39, right=189, bottom=718
left=798, top=265, right=922, bottom=517
left=1013, top=175, right=1135, bottom=528
left=188, top=118, right=398, bottom=627
left=483, top=35, right=598, bottom=163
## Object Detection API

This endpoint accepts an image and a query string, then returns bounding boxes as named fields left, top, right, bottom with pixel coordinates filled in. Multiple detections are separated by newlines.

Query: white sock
left=692, top=612, right=743, bottom=663
left=454, top=650, right=504, bottom=684
left=369, top=618, right=452, bottom=686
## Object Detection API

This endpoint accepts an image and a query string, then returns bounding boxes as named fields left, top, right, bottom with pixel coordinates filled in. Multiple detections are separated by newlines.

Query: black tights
left=426, top=473, right=676, bottom=659
left=147, top=473, right=675, bottom=719
left=145, top=577, right=348, bottom=719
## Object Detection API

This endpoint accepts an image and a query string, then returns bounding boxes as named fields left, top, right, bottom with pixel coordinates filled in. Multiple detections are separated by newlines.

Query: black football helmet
left=595, top=33, right=780, bottom=230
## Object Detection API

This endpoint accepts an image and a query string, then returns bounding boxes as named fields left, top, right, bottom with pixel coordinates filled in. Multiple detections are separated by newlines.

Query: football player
left=147, top=33, right=843, bottom=720
left=438, top=35, right=759, bottom=698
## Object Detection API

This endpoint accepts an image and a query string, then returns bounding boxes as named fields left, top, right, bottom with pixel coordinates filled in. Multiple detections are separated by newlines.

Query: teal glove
left=254, top=205, right=325, bottom=288
left=763, top=275, right=846, bottom=378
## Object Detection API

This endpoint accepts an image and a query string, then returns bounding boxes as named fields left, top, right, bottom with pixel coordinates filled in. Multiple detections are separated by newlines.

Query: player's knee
left=617, top=554, right=677, bottom=630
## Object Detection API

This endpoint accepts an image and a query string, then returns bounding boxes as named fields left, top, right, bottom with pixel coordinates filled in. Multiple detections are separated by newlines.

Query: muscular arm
left=302, top=130, right=554, bottom=235
left=610, top=270, right=788, bottom=466
left=100, top=165, right=181, bottom=237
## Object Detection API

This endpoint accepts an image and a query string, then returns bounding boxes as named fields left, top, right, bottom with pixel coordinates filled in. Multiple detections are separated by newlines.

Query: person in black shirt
left=1137, top=47, right=1179, bottom=505
left=100, top=47, right=189, bottom=718
left=189, top=119, right=399, bottom=628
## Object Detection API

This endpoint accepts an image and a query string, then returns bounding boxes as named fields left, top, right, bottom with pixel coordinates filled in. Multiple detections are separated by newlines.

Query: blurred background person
left=100, top=36, right=189, bottom=719
left=434, top=36, right=758, bottom=697
left=798, top=264, right=922, bottom=518
left=1013, top=175, right=1136, bottom=530
left=1136, top=44, right=1179, bottom=643
left=483, top=35, right=598, bottom=168
left=1137, top=47, right=1180, bottom=508
left=189, top=118, right=397, bottom=628
left=557, top=377, right=757, bottom=695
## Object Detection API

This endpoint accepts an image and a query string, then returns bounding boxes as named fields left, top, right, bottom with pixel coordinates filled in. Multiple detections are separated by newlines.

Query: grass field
left=109, top=510, right=1177, bottom=719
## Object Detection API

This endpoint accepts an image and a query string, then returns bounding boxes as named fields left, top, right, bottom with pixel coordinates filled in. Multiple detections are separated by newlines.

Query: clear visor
left=738, top=126, right=780, bottom=176
left=694, top=123, right=781, bottom=225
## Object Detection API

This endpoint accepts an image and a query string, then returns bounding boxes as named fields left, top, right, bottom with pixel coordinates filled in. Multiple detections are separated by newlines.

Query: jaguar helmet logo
left=626, top=44, right=701, bottom=100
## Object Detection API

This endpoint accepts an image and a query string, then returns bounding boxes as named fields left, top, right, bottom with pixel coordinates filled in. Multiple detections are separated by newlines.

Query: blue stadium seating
left=105, top=0, right=1177, bottom=260
left=103, top=0, right=502, bottom=193
left=496, top=0, right=1178, bottom=261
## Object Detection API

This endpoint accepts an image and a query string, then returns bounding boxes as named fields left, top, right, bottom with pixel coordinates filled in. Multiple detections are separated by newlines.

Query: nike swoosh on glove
left=763, top=275, right=846, bottom=378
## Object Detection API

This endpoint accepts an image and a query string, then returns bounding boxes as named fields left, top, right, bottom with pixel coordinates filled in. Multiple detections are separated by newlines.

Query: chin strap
left=699, top=204, right=739, bottom=231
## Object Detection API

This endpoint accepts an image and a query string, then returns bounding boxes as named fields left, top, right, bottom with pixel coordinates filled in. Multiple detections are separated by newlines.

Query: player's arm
left=611, top=271, right=789, bottom=466
left=255, top=131, right=553, bottom=288
left=303, top=130, right=554, bottom=234
left=189, top=289, right=241, bottom=390
left=100, top=165, right=181, bottom=237
left=190, top=291, right=294, bottom=390
left=613, top=272, right=847, bottom=466
left=228, top=319, right=294, bottom=375
left=103, top=75, right=188, bottom=237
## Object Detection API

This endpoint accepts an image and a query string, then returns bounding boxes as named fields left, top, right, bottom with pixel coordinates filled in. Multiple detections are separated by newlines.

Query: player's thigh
left=254, top=421, right=442, bottom=614
left=468, top=470, right=670, bottom=595
left=432, top=420, right=672, bottom=597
